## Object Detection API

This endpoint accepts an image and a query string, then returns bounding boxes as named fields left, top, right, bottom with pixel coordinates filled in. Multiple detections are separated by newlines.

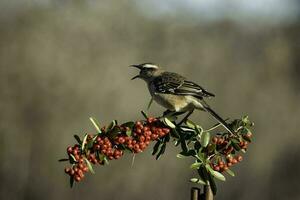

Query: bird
left=130, top=62, right=233, bottom=134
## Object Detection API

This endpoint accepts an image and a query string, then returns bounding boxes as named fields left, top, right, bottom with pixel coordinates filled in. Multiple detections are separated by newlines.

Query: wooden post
left=191, top=186, right=213, bottom=200
left=204, top=184, right=213, bottom=200
left=191, top=187, right=200, bottom=200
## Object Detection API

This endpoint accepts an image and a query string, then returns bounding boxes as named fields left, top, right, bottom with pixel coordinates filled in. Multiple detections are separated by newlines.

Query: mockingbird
left=131, top=63, right=233, bottom=134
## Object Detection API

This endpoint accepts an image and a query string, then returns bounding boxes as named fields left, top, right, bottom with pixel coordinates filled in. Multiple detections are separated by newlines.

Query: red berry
left=143, top=126, right=150, bottom=132
left=139, top=135, right=146, bottom=142
left=65, top=167, right=71, bottom=174
left=232, top=159, right=238, bottom=164
left=136, top=129, right=142, bottom=134
left=108, top=156, right=114, bottom=160
left=82, top=166, right=88, bottom=172
left=69, top=169, right=75, bottom=175
left=227, top=157, right=234, bottom=163
left=74, top=175, right=81, bottom=182
left=214, top=166, right=220, bottom=171
left=246, top=132, right=252, bottom=138
left=151, top=134, right=158, bottom=140
left=67, top=147, right=73, bottom=154
left=136, top=121, right=142, bottom=126
left=162, top=128, right=170, bottom=134
left=87, top=134, right=93, bottom=140
left=74, top=167, right=79, bottom=173
left=78, top=163, right=84, bottom=169
left=96, top=136, right=102, bottom=143
left=126, top=137, right=132, bottom=144
left=236, top=155, right=243, bottom=162
left=73, top=149, right=79, bottom=155
left=74, top=155, right=80, bottom=160
left=94, top=144, right=101, bottom=150
left=118, top=137, right=125, bottom=144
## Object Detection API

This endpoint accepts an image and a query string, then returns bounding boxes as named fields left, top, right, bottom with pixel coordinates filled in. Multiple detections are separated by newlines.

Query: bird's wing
left=152, top=72, right=215, bottom=99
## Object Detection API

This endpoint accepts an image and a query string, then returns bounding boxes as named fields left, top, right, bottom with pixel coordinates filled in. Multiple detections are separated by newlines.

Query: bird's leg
left=178, top=109, right=194, bottom=125
left=162, top=110, right=185, bottom=118
left=163, top=109, right=172, bottom=117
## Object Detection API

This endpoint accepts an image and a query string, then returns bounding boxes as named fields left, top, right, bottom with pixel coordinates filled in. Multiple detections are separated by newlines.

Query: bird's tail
left=201, top=101, right=233, bottom=134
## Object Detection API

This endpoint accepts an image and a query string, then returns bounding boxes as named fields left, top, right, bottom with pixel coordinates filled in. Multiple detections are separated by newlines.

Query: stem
left=204, top=118, right=230, bottom=132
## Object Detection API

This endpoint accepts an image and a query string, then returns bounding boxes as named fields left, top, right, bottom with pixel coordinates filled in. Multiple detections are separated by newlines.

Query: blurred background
left=0, top=0, right=299, bottom=199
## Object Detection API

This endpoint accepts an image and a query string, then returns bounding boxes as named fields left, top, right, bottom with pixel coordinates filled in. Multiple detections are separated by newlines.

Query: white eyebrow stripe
left=143, top=64, right=158, bottom=69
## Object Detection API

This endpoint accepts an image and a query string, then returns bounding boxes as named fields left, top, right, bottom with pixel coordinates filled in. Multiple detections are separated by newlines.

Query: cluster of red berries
left=93, top=135, right=124, bottom=161
left=210, top=131, right=252, bottom=173
left=63, top=117, right=171, bottom=183
left=114, top=117, right=170, bottom=153
left=211, top=155, right=243, bottom=172
left=65, top=145, right=89, bottom=182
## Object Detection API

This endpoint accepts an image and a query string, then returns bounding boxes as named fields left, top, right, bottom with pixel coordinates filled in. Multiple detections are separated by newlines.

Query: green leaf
left=147, top=97, right=153, bottom=110
left=190, top=178, right=206, bottom=185
left=69, top=154, right=77, bottom=163
left=70, top=176, right=74, bottom=188
left=207, top=143, right=216, bottom=153
left=180, top=139, right=188, bottom=153
left=152, top=140, right=161, bottom=155
left=89, top=117, right=101, bottom=133
left=242, top=116, right=250, bottom=125
left=163, top=117, right=176, bottom=129
left=58, top=158, right=69, bottom=162
left=197, top=152, right=205, bottom=162
left=180, top=126, right=195, bottom=132
left=232, top=142, right=241, bottom=151
left=231, top=138, right=240, bottom=144
left=73, top=135, right=82, bottom=144
left=194, top=141, right=202, bottom=151
left=156, top=143, right=166, bottom=160
left=200, top=132, right=210, bottom=147
left=195, top=125, right=203, bottom=136
left=122, top=122, right=134, bottom=137
left=84, top=158, right=95, bottom=174
left=171, top=129, right=180, bottom=138
left=122, top=121, right=135, bottom=129
left=197, top=166, right=210, bottom=184
left=81, top=134, right=88, bottom=151
left=107, top=120, right=117, bottom=132
left=208, top=173, right=217, bottom=195
left=206, top=164, right=226, bottom=181
left=225, top=169, right=235, bottom=177
left=103, top=156, right=109, bottom=165
left=178, top=150, right=196, bottom=157
left=126, top=130, right=132, bottom=137
left=186, top=120, right=195, bottom=129
left=190, top=162, right=202, bottom=169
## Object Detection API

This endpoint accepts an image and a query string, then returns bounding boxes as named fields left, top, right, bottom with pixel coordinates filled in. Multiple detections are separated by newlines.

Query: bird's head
left=130, top=63, right=160, bottom=82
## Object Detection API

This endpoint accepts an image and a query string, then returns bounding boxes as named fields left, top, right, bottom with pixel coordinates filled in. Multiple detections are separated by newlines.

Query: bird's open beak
left=130, top=64, right=142, bottom=80
left=131, top=75, right=140, bottom=80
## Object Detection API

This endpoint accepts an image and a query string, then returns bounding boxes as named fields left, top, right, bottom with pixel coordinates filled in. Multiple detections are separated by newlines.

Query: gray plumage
left=152, top=72, right=215, bottom=99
